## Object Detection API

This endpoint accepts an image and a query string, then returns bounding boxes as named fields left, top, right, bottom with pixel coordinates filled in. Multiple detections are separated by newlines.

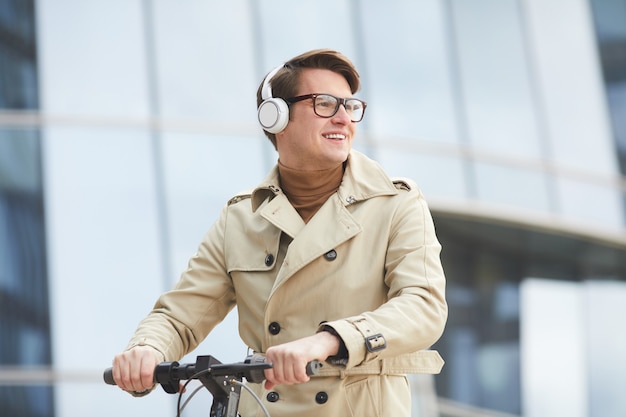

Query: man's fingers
left=140, top=357, right=155, bottom=390
left=264, top=357, right=310, bottom=387
left=112, top=346, right=159, bottom=393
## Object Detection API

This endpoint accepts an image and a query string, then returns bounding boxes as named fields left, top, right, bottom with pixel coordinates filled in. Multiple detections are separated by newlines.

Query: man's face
left=275, top=68, right=357, bottom=171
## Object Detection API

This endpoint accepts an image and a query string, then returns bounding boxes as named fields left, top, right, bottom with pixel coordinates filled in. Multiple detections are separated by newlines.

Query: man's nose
left=332, top=103, right=352, bottom=124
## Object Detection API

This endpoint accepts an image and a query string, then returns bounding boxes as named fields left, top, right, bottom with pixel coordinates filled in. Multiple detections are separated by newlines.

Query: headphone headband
left=261, top=64, right=285, bottom=100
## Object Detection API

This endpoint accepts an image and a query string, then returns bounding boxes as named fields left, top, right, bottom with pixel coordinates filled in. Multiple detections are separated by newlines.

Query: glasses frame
left=285, top=93, right=367, bottom=122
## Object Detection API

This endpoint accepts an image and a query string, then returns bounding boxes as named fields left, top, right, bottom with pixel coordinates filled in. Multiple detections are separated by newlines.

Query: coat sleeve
left=319, top=182, right=448, bottom=369
left=125, top=204, right=237, bottom=361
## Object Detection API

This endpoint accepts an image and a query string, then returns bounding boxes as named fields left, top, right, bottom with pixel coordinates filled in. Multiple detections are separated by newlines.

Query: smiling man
left=111, top=49, right=447, bottom=417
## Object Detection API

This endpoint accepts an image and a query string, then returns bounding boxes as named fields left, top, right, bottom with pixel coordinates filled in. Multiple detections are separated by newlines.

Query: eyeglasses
left=285, top=94, right=367, bottom=122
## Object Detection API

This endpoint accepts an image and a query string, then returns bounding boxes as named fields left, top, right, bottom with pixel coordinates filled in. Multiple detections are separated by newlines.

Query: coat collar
left=250, top=150, right=398, bottom=212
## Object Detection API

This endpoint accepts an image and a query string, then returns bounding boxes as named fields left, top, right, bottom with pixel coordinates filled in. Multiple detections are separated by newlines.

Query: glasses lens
left=345, top=99, right=365, bottom=122
left=313, top=95, right=339, bottom=118
left=311, top=94, right=366, bottom=122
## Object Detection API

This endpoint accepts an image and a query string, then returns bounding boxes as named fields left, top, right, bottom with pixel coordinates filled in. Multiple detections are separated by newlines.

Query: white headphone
left=257, top=64, right=290, bottom=134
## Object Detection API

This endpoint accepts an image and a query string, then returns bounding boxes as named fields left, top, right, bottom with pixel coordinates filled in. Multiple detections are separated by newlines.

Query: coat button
left=315, top=391, right=328, bottom=404
left=323, top=250, right=337, bottom=261
left=268, top=322, right=281, bottom=335
left=267, top=391, right=279, bottom=402
left=265, top=254, right=275, bottom=266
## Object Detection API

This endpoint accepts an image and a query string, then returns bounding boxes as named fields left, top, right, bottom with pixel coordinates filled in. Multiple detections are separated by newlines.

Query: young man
left=111, top=49, right=447, bottom=417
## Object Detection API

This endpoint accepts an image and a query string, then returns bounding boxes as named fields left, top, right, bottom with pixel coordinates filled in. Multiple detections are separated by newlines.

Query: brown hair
left=256, top=49, right=361, bottom=149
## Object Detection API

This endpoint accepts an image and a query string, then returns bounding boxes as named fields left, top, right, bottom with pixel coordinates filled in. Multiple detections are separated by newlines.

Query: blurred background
left=1, top=0, right=625, bottom=416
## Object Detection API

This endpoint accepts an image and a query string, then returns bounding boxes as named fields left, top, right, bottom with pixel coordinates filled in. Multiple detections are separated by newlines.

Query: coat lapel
left=259, top=193, right=305, bottom=239
left=269, top=194, right=362, bottom=295
left=251, top=151, right=396, bottom=296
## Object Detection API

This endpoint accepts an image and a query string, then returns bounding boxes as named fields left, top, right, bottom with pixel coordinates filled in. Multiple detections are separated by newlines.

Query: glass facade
left=0, top=1, right=624, bottom=416
left=590, top=0, right=626, bottom=174
left=0, top=130, right=52, bottom=416
left=432, top=215, right=626, bottom=415
left=0, top=0, right=38, bottom=110
left=589, top=0, right=626, bottom=228
left=0, top=1, right=53, bottom=416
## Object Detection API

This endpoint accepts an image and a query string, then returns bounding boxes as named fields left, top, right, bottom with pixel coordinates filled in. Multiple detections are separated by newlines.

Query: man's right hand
left=111, top=345, right=161, bottom=394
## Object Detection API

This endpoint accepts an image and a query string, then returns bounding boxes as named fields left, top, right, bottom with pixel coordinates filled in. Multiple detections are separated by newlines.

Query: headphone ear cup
left=258, top=98, right=289, bottom=134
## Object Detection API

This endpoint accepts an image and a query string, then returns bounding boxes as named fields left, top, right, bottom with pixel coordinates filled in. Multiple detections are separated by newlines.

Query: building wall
left=1, top=1, right=625, bottom=416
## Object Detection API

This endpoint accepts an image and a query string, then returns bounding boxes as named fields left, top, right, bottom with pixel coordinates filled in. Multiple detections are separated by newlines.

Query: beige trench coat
left=127, top=150, right=447, bottom=417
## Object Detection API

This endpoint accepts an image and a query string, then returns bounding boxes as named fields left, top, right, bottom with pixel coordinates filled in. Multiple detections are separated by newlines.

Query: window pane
left=361, top=1, right=459, bottom=142
left=152, top=0, right=258, bottom=124
left=0, top=128, right=52, bottom=416
left=451, top=0, right=543, bottom=159
left=0, top=0, right=38, bottom=109
left=37, top=0, right=149, bottom=118
left=474, top=161, right=552, bottom=212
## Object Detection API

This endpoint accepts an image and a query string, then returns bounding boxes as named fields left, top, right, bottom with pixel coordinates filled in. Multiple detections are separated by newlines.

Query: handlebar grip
left=306, top=360, right=322, bottom=376
left=103, top=368, right=115, bottom=385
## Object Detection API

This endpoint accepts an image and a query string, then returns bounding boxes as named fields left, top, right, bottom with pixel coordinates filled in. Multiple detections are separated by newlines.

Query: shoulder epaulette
left=392, top=178, right=412, bottom=192
left=227, top=193, right=252, bottom=206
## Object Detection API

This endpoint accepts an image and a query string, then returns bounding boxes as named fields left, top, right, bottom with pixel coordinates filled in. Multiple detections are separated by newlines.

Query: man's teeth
left=324, top=134, right=345, bottom=139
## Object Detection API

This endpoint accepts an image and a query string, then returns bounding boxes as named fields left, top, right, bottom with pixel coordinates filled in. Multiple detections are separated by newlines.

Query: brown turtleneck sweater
left=278, top=161, right=344, bottom=223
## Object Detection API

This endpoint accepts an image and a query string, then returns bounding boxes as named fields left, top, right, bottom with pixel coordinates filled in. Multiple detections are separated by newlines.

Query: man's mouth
left=323, top=133, right=346, bottom=140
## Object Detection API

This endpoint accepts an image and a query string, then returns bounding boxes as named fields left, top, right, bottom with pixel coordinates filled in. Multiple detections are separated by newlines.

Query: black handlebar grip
left=103, top=367, right=115, bottom=385
left=306, top=360, right=322, bottom=376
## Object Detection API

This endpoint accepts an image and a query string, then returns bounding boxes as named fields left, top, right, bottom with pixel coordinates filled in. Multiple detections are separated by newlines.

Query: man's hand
left=263, top=331, right=340, bottom=390
left=112, top=345, right=161, bottom=393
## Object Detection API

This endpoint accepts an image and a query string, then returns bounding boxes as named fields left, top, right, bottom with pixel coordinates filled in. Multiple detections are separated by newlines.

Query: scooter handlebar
left=103, top=354, right=321, bottom=387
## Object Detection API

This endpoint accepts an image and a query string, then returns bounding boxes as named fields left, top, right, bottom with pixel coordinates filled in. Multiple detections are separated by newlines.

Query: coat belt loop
left=380, top=357, right=389, bottom=375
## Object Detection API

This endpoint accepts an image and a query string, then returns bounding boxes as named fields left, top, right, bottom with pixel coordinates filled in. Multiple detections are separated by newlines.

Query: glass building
left=1, top=1, right=625, bottom=416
